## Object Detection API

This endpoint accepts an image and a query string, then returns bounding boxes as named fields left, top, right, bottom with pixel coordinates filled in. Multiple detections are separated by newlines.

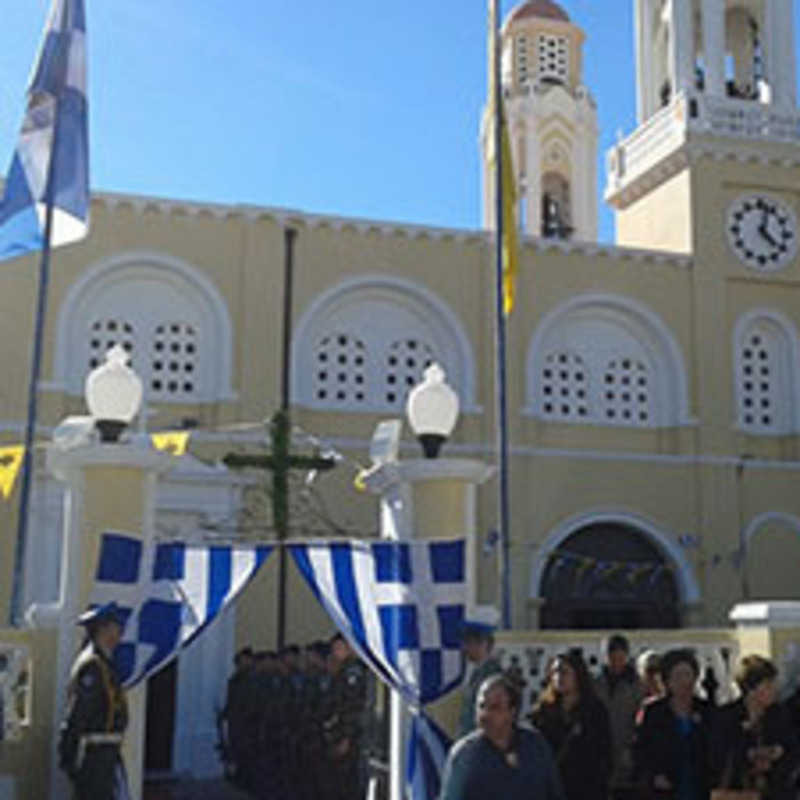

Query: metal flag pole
left=491, top=0, right=512, bottom=630
left=9, top=97, right=62, bottom=626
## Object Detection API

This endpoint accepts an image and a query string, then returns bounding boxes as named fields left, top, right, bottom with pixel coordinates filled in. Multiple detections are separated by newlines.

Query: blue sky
left=1, top=1, right=799, bottom=244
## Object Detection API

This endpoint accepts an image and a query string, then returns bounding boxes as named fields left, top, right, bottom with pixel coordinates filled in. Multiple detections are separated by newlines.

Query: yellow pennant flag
left=500, top=114, right=519, bottom=316
left=151, top=431, right=191, bottom=456
left=488, top=0, right=519, bottom=316
left=0, top=446, right=24, bottom=500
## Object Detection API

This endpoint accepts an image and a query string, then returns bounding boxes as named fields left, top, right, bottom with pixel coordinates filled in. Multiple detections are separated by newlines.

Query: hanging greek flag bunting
left=91, top=532, right=272, bottom=687
left=0, top=0, right=89, bottom=262
left=407, top=711, right=452, bottom=800
left=289, top=538, right=467, bottom=706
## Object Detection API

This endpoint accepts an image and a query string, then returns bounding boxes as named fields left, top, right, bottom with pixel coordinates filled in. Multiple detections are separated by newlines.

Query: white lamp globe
left=85, top=345, right=143, bottom=442
left=405, top=363, right=460, bottom=458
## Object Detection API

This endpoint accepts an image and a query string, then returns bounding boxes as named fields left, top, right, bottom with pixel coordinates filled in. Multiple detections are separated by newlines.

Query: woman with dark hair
left=633, top=648, right=713, bottom=800
left=530, top=649, right=612, bottom=800
left=711, top=654, right=799, bottom=800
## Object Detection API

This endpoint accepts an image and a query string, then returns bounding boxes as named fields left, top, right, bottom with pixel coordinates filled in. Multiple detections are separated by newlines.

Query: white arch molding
left=525, top=292, right=691, bottom=427
left=292, top=274, right=479, bottom=412
left=742, top=511, right=800, bottom=546
left=529, top=509, right=701, bottom=607
left=50, top=250, right=236, bottom=402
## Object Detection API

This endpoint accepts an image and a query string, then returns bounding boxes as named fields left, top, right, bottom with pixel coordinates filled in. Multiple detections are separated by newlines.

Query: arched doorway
left=540, top=522, right=680, bottom=629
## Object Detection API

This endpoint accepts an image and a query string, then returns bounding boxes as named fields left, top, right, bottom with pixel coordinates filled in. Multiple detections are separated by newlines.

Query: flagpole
left=9, top=97, right=61, bottom=626
left=491, top=0, right=512, bottom=630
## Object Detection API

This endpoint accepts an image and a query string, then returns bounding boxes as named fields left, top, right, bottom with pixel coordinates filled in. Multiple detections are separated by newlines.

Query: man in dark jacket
left=58, top=602, right=130, bottom=800
left=594, top=634, right=644, bottom=800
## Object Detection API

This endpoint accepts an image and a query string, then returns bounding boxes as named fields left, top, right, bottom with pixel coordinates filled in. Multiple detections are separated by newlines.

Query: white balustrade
left=494, top=631, right=740, bottom=719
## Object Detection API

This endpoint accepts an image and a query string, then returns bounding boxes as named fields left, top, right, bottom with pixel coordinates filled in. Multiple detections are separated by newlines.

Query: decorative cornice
left=90, top=189, right=692, bottom=267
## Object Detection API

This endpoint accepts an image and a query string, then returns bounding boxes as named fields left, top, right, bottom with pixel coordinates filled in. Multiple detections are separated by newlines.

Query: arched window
left=313, top=333, right=368, bottom=407
left=541, top=172, right=572, bottom=239
left=293, top=277, right=476, bottom=413
left=539, top=351, right=589, bottom=421
left=734, top=312, right=799, bottom=434
left=526, top=294, right=689, bottom=428
left=54, top=252, right=235, bottom=403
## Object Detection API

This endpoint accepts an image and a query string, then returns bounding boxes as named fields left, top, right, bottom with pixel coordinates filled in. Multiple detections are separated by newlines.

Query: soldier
left=325, top=633, right=370, bottom=800
left=458, top=613, right=503, bottom=737
left=58, top=602, right=130, bottom=799
left=223, top=647, right=253, bottom=787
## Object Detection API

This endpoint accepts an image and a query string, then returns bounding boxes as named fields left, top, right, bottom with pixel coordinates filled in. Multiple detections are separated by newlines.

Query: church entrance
left=145, top=660, right=178, bottom=775
left=540, top=522, right=680, bottom=629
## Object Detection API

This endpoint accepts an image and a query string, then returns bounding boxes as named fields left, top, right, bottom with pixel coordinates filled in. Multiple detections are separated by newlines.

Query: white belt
left=76, top=732, right=123, bottom=770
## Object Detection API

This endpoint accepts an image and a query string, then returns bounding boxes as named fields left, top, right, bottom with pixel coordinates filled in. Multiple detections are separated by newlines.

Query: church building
left=2, top=0, right=800, bottom=780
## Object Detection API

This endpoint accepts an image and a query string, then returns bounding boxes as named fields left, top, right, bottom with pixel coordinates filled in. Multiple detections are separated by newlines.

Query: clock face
left=726, top=194, right=797, bottom=271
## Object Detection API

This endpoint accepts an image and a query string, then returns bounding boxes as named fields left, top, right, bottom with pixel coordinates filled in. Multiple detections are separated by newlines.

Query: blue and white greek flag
left=0, top=0, right=89, bottom=262
left=290, top=539, right=466, bottom=706
left=407, top=712, right=452, bottom=800
left=91, top=532, right=272, bottom=687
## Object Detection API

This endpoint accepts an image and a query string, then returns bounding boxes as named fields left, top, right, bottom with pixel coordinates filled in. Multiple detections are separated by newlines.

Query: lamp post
left=85, top=345, right=143, bottom=442
left=405, top=363, right=459, bottom=458
left=42, top=352, right=172, bottom=800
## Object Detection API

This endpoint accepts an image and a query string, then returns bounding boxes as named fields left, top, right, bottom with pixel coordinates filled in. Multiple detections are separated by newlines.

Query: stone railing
left=605, top=96, right=688, bottom=194
left=605, top=91, right=800, bottom=200
left=0, top=642, right=32, bottom=743
left=690, top=93, right=800, bottom=143
left=493, top=628, right=740, bottom=718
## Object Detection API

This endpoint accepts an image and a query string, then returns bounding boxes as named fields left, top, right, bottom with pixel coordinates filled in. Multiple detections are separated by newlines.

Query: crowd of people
left=443, top=629, right=800, bottom=800
left=220, top=633, right=380, bottom=800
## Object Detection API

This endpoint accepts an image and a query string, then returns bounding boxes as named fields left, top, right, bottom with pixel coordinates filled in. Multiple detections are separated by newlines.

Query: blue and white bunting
left=0, top=0, right=89, bottom=261
left=407, top=712, right=452, bottom=800
left=91, top=532, right=272, bottom=687
left=290, top=538, right=466, bottom=706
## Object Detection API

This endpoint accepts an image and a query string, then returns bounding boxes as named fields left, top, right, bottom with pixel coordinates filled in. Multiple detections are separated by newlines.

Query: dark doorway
left=145, top=659, right=178, bottom=773
left=540, top=522, right=680, bottom=629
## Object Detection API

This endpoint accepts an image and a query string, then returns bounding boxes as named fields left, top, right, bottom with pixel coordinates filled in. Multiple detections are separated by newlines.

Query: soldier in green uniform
left=458, top=615, right=503, bottom=737
left=325, top=633, right=370, bottom=800
left=58, top=602, right=130, bottom=800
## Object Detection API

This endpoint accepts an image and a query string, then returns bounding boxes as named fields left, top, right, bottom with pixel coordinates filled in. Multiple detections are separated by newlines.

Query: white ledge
left=730, top=601, right=800, bottom=628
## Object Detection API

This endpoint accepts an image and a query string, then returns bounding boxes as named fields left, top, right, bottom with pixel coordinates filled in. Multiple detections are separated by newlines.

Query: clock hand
left=759, top=211, right=778, bottom=247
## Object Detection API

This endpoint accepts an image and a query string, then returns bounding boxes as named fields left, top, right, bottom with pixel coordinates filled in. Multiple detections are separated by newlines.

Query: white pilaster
left=668, top=0, right=694, bottom=95
left=701, top=0, right=726, bottom=97
left=635, top=0, right=651, bottom=123
left=770, top=0, right=797, bottom=107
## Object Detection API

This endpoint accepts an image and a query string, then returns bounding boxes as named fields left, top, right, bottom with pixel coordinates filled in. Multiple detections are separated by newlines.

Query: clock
left=726, top=194, right=797, bottom=271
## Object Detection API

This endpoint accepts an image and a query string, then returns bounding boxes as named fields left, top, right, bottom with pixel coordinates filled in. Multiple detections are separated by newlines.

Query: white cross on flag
left=290, top=538, right=467, bottom=705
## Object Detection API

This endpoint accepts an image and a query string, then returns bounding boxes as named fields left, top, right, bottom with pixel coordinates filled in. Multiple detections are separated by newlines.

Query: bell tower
left=481, top=0, right=599, bottom=242
left=607, top=0, right=799, bottom=253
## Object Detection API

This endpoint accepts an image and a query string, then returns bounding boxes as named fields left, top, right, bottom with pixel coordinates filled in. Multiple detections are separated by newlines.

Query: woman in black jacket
left=711, top=654, right=799, bottom=800
left=633, top=648, right=713, bottom=800
left=530, top=649, right=612, bottom=800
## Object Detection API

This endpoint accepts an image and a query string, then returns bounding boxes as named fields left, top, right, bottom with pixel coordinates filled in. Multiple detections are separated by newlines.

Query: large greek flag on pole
left=0, top=0, right=89, bottom=262
left=91, top=532, right=272, bottom=687
left=290, top=538, right=466, bottom=706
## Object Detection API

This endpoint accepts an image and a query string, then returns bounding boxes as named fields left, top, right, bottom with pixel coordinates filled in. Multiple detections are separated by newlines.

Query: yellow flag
left=0, top=446, right=24, bottom=500
left=500, top=114, right=519, bottom=316
left=151, top=431, right=191, bottom=456
left=488, top=0, right=519, bottom=316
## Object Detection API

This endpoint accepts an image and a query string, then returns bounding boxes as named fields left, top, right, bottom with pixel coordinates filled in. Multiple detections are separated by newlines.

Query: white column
left=635, top=0, right=655, bottom=122
left=769, top=0, right=796, bottom=107
left=46, top=444, right=174, bottom=800
left=702, top=0, right=726, bottom=97
left=669, top=0, right=695, bottom=95
left=364, top=458, right=494, bottom=800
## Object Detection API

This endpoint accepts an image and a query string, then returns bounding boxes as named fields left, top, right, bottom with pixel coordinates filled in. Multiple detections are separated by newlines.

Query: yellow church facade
left=2, top=0, right=800, bottom=790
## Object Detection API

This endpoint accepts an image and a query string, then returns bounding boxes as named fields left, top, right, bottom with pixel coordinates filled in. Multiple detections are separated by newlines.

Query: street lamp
left=85, top=345, right=143, bottom=442
left=405, top=363, right=459, bottom=458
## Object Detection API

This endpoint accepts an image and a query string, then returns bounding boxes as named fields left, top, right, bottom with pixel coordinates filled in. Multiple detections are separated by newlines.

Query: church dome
left=508, top=0, right=570, bottom=24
